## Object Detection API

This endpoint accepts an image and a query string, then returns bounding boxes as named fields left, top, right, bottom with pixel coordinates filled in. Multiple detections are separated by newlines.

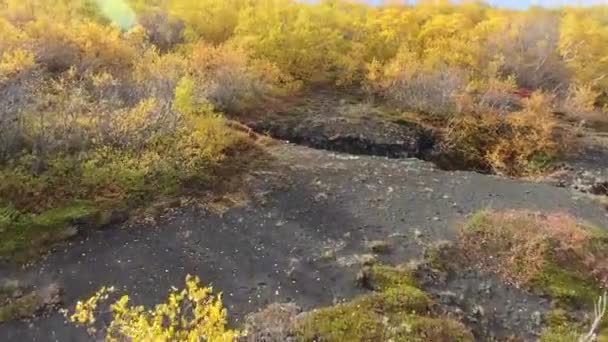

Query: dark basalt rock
left=250, top=110, right=435, bottom=159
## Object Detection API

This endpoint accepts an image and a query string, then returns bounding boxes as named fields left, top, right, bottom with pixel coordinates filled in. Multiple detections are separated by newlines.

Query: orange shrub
left=442, top=92, right=558, bottom=175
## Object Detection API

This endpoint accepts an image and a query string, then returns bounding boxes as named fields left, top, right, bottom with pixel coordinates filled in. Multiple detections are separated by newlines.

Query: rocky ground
left=1, top=92, right=608, bottom=341
left=0, top=141, right=607, bottom=341
left=243, top=89, right=436, bottom=159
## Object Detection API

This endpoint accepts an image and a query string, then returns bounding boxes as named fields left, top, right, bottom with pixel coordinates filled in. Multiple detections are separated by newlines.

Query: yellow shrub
left=0, top=0, right=103, bottom=24
left=69, top=275, right=240, bottom=341
left=559, top=8, right=608, bottom=93
left=173, top=76, right=214, bottom=116
left=366, top=52, right=467, bottom=117
left=0, top=18, right=23, bottom=54
left=0, top=49, right=35, bottom=81
left=174, top=114, right=238, bottom=169
left=71, top=20, right=137, bottom=74
left=105, top=98, right=159, bottom=148
left=168, top=0, right=245, bottom=44
left=443, top=92, right=558, bottom=176
left=24, top=17, right=79, bottom=72
left=568, top=84, right=599, bottom=112
left=232, top=0, right=350, bottom=84
left=189, top=43, right=269, bottom=111
left=489, top=93, right=557, bottom=174
left=248, top=58, right=302, bottom=96
left=132, top=49, right=189, bottom=103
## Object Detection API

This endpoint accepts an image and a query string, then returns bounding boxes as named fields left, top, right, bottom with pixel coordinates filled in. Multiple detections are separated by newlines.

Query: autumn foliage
left=0, top=0, right=607, bottom=256
left=1, top=0, right=607, bottom=339
left=68, top=275, right=239, bottom=342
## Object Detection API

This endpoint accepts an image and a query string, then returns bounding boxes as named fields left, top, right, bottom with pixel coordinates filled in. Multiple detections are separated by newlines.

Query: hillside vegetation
left=0, top=0, right=607, bottom=255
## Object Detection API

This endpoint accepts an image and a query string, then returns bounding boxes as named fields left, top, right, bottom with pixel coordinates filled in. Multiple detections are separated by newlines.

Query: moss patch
left=530, top=262, right=602, bottom=307
left=364, top=264, right=418, bottom=291
left=0, top=203, right=98, bottom=260
left=31, top=204, right=98, bottom=227
left=423, top=240, right=456, bottom=272
left=540, top=323, right=582, bottom=342
left=0, top=291, right=43, bottom=323
left=293, top=264, right=473, bottom=341
left=539, top=308, right=608, bottom=342
left=459, top=210, right=608, bottom=309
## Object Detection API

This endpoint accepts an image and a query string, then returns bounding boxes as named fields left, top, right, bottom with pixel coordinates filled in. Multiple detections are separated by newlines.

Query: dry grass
left=369, top=66, right=466, bottom=118
left=460, top=210, right=608, bottom=307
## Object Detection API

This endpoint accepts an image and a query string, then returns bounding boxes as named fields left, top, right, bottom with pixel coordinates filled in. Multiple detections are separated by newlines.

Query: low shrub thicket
left=0, top=6, right=290, bottom=258
left=440, top=93, right=558, bottom=176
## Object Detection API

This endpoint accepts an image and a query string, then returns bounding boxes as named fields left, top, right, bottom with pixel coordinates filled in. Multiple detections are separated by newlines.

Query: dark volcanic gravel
left=1, top=143, right=607, bottom=341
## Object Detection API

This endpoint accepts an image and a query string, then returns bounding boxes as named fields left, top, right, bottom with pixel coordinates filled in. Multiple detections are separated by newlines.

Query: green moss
left=0, top=206, right=20, bottom=232
left=599, top=328, right=608, bottom=342
left=294, top=298, right=471, bottom=342
left=539, top=309, right=589, bottom=342
left=423, top=241, right=455, bottom=272
left=355, top=286, right=432, bottom=315
left=294, top=292, right=469, bottom=342
left=544, top=309, right=570, bottom=327
left=0, top=203, right=98, bottom=259
left=0, top=283, right=20, bottom=304
left=294, top=301, right=389, bottom=341
left=540, top=323, right=582, bottom=342
left=366, top=265, right=417, bottom=291
left=530, top=263, right=601, bottom=308
left=395, top=315, right=475, bottom=341
left=31, top=203, right=98, bottom=227
left=541, top=307, right=608, bottom=342
left=0, top=292, right=42, bottom=323
left=293, top=265, right=473, bottom=341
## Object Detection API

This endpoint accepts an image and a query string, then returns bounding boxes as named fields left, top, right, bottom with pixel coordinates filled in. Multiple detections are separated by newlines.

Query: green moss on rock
left=365, top=264, right=417, bottom=291
left=530, top=262, right=602, bottom=308
left=31, top=203, right=97, bottom=227
left=540, top=323, right=582, bottom=342
left=293, top=265, right=473, bottom=341
left=294, top=301, right=389, bottom=341
left=423, top=240, right=455, bottom=272
left=0, top=203, right=98, bottom=260
left=395, top=315, right=476, bottom=341
left=0, top=292, right=43, bottom=323
left=356, top=286, right=432, bottom=315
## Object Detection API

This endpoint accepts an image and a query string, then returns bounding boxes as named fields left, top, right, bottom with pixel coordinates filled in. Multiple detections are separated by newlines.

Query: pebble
left=531, top=311, right=542, bottom=326
left=438, top=291, right=459, bottom=305
left=472, top=305, right=485, bottom=317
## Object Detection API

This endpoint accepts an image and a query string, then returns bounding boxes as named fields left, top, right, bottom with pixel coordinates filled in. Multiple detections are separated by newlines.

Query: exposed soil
left=1, top=141, right=607, bottom=341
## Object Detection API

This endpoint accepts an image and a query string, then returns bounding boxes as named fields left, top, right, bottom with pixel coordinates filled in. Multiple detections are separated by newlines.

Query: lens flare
left=95, top=0, right=136, bottom=30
